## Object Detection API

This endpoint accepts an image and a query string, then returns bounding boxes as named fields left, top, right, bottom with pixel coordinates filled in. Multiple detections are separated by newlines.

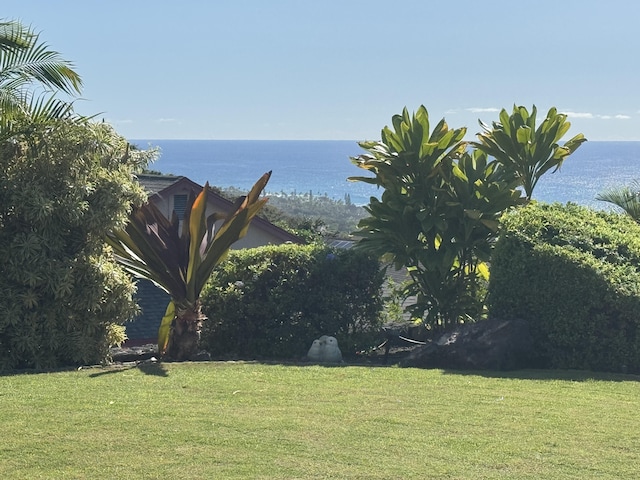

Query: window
left=173, top=194, right=188, bottom=220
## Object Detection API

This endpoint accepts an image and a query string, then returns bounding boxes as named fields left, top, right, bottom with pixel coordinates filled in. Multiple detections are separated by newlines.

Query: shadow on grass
left=87, top=361, right=169, bottom=378
left=215, top=355, right=640, bottom=383
left=138, top=361, right=169, bottom=377
left=5, top=356, right=637, bottom=383
left=437, top=367, right=640, bottom=383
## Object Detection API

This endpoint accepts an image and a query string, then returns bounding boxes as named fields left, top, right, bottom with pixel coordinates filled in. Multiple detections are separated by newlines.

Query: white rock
left=321, top=336, right=343, bottom=363
left=306, top=339, right=322, bottom=362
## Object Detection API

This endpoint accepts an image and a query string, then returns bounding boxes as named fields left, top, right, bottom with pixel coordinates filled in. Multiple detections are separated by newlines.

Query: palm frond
left=0, top=20, right=82, bottom=95
left=0, top=20, right=33, bottom=53
left=0, top=18, right=83, bottom=139
left=596, top=181, right=640, bottom=222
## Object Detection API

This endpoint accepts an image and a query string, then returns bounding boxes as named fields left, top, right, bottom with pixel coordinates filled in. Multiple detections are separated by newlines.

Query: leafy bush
left=0, top=119, right=154, bottom=370
left=488, top=202, right=640, bottom=372
left=200, top=243, right=384, bottom=359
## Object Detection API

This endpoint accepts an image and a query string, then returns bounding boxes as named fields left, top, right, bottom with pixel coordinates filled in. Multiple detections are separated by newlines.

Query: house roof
left=326, top=238, right=356, bottom=249
left=136, top=173, right=185, bottom=195
left=136, top=173, right=302, bottom=244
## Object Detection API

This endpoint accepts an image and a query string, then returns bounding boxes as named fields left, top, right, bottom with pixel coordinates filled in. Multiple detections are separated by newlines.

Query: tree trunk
left=164, top=302, right=205, bottom=361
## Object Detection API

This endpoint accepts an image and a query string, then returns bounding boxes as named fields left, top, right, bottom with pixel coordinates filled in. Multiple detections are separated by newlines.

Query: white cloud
left=466, top=107, right=500, bottom=113
left=563, top=111, right=631, bottom=120
left=156, top=118, right=177, bottom=123
left=563, top=111, right=594, bottom=119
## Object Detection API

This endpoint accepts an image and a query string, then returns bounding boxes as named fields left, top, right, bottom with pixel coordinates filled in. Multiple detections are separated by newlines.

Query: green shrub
left=489, top=202, right=640, bottom=372
left=200, top=243, right=384, bottom=359
left=0, top=119, right=153, bottom=370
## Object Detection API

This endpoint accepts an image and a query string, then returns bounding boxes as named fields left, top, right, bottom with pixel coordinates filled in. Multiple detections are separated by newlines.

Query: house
left=125, top=174, right=303, bottom=346
left=137, top=174, right=300, bottom=249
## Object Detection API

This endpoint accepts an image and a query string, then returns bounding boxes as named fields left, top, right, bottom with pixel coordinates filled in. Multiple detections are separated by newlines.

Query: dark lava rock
left=399, top=318, right=534, bottom=371
left=109, top=344, right=212, bottom=363
left=109, top=344, right=158, bottom=363
left=190, top=350, right=212, bottom=361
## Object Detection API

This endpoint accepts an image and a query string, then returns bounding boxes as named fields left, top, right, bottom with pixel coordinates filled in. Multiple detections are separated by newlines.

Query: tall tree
left=0, top=19, right=83, bottom=139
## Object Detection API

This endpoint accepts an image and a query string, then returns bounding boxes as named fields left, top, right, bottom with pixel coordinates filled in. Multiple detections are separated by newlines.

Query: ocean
left=130, top=139, right=640, bottom=209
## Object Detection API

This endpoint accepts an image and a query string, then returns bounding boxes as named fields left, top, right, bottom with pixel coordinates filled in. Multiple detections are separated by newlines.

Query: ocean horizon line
left=130, top=138, right=640, bottom=143
left=130, top=138, right=362, bottom=143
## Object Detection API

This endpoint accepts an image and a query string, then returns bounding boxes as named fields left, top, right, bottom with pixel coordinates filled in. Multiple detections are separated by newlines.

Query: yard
left=1, top=362, right=639, bottom=479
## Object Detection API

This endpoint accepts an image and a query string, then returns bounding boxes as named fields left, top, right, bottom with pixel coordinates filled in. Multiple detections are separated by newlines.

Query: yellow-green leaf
left=157, top=300, right=175, bottom=354
left=476, top=261, right=490, bottom=281
left=186, top=185, right=209, bottom=299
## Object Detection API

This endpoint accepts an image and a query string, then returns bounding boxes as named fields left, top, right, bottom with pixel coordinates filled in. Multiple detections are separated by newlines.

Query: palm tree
left=106, top=172, right=272, bottom=361
left=596, top=181, right=640, bottom=221
left=0, top=19, right=83, bottom=138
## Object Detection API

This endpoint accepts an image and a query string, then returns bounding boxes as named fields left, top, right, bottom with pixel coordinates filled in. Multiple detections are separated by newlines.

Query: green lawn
left=1, top=362, right=639, bottom=479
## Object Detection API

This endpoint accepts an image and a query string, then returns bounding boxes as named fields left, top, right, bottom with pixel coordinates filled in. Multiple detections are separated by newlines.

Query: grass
left=1, top=362, right=639, bottom=479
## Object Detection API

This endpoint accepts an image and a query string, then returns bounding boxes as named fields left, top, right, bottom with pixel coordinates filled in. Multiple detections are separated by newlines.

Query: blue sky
left=7, top=1, right=640, bottom=140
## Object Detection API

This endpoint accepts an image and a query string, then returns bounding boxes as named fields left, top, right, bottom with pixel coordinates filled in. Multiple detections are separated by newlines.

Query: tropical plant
left=349, top=106, right=522, bottom=329
left=106, top=172, right=271, bottom=360
left=0, top=19, right=82, bottom=93
left=0, top=117, right=154, bottom=370
left=472, top=105, right=586, bottom=200
left=596, top=180, right=640, bottom=221
left=0, top=19, right=82, bottom=139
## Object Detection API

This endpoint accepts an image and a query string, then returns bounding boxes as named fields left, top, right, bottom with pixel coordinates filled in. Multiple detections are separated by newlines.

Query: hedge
left=200, top=243, right=385, bottom=360
left=488, top=202, right=640, bottom=372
